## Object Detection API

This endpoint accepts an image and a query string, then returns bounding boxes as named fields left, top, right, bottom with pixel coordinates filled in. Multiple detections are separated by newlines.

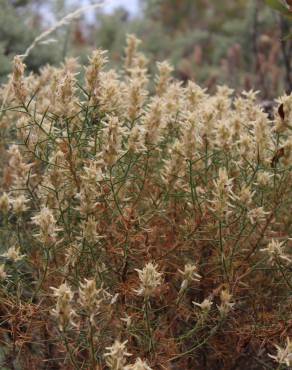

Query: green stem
left=219, top=220, right=229, bottom=283
left=89, top=321, right=96, bottom=368
left=176, top=286, right=186, bottom=306
left=63, top=334, right=79, bottom=370
left=109, top=166, right=124, bottom=217
left=276, top=259, right=292, bottom=290
left=169, top=322, right=222, bottom=362
left=188, top=160, right=202, bottom=215
left=204, top=139, right=209, bottom=185
left=31, top=247, right=50, bottom=302
left=133, top=151, right=150, bottom=207
left=144, top=298, right=154, bottom=353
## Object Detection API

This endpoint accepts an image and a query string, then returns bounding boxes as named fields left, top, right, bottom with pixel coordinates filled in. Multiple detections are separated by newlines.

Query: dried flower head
left=218, top=289, right=235, bottom=315
left=104, top=340, right=132, bottom=370
left=268, top=337, right=292, bottom=367
left=248, top=207, right=269, bottom=224
left=102, top=116, right=125, bottom=167
left=155, top=61, right=173, bottom=96
left=1, top=246, right=25, bottom=262
left=51, top=283, right=75, bottom=331
left=85, top=49, right=108, bottom=99
left=256, top=171, right=272, bottom=186
left=210, top=168, right=233, bottom=218
left=125, top=358, right=153, bottom=370
left=79, top=278, right=102, bottom=323
left=143, top=97, right=166, bottom=146
left=193, top=298, right=213, bottom=312
left=135, top=262, right=163, bottom=298
left=121, top=314, right=132, bottom=328
left=234, top=186, right=255, bottom=206
left=12, top=55, right=27, bottom=103
left=56, top=71, right=77, bottom=116
left=179, top=263, right=201, bottom=290
left=260, top=239, right=291, bottom=265
left=0, top=193, right=10, bottom=214
left=125, top=34, right=142, bottom=70
left=11, top=195, right=29, bottom=215
left=32, top=207, right=60, bottom=245
left=81, top=216, right=102, bottom=244
left=0, top=264, right=7, bottom=280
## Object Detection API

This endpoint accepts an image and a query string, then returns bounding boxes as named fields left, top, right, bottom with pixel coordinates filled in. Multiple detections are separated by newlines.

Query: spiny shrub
left=0, top=35, right=291, bottom=370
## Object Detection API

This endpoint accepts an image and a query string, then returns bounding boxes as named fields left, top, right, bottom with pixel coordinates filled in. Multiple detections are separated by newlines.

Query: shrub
left=0, top=35, right=291, bottom=369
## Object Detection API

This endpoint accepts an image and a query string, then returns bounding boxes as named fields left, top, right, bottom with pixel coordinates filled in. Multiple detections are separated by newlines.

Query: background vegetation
left=0, top=0, right=292, bottom=97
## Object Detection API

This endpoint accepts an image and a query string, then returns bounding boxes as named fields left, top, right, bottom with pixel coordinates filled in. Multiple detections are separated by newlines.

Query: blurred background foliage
left=0, top=0, right=291, bottom=98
